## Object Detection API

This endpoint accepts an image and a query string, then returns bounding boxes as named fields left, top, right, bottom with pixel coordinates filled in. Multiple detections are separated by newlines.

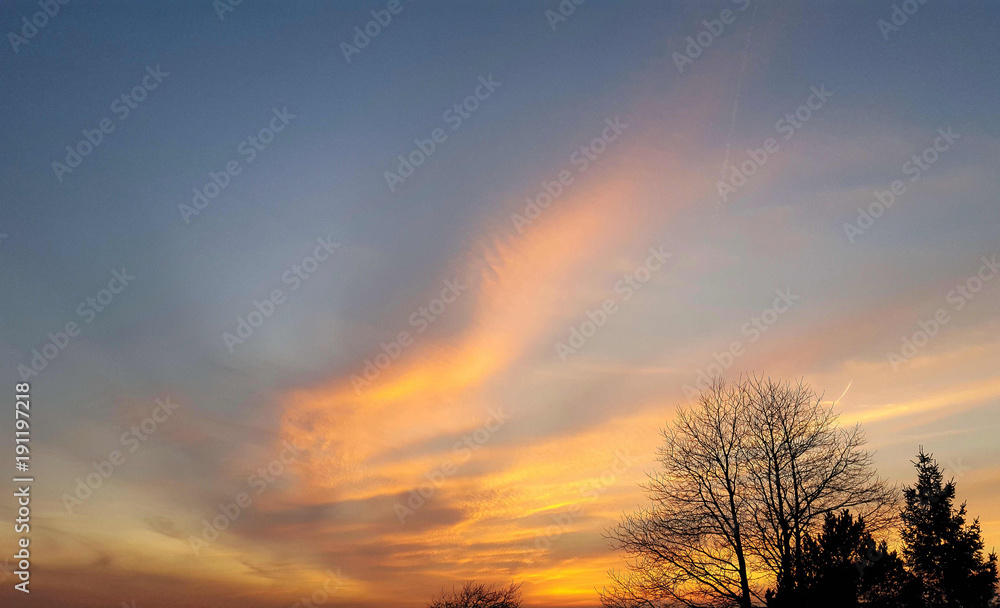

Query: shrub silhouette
left=427, top=581, right=522, bottom=608
left=766, top=510, right=918, bottom=608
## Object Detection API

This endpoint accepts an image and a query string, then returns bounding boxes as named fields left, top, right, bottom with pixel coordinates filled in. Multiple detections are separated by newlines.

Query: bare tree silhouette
left=427, top=581, right=523, bottom=608
left=742, top=377, right=897, bottom=600
left=601, top=376, right=896, bottom=608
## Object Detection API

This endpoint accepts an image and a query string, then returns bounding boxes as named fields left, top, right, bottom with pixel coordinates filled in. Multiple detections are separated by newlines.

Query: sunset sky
left=1, top=1, right=999, bottom=606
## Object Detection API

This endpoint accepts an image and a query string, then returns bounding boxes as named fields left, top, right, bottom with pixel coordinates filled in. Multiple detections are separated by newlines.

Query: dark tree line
left=419, top=377, right=998, bottom=608
left=766, top=449, right=999, bottom=608
left=600, top=376, right=998, bottom=608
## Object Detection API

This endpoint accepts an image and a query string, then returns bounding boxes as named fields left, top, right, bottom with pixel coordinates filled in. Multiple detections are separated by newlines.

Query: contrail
left=718, top=0, right=761, bottom=209
left=822, top=379, right=854, bottom=406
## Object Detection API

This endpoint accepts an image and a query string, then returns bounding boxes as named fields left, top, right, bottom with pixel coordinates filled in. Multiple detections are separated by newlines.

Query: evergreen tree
left=901, top=449, right=999, bottom=608
left=767, top=510, right=917, bottom=608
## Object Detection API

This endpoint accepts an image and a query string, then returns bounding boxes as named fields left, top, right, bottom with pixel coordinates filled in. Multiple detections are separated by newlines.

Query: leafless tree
left=741, top=377, right=897, bottom=597
left=603, top=379, right=760, bottom=608
left=427, top=581, right=522, bottom=608
left=601, top=376, right=895, bottom=608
